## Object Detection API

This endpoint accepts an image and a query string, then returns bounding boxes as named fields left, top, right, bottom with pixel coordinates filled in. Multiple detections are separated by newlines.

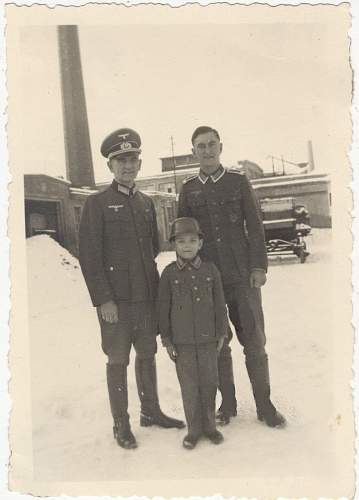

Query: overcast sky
left=19, top=6, right=351, bottom=184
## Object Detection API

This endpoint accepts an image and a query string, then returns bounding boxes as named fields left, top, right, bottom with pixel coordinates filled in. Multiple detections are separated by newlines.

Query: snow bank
left=26, top=231, right=337, bottom=486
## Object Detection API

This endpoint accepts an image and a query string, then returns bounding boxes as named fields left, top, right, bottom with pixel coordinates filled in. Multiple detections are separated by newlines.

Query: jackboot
left=106, top=363, right=137, bottom=449
left=135, top=357, right=185, bottom=429
left=216, top=341, right=237, bottom=425
left=245, top=354, right=286, bottom=428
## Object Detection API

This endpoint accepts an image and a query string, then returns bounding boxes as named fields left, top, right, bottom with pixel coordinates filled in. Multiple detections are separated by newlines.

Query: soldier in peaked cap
left=178, top=126, right=286, bottom=429
left=79, top=128, right=184, bottom=450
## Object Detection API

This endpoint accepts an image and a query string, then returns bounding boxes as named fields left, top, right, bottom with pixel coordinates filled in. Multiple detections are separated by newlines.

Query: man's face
left=175, top=233, right=203, bottom=261
left=108, top=153, right=141, bottom=186
left=192, top=131, right=223, bottom=174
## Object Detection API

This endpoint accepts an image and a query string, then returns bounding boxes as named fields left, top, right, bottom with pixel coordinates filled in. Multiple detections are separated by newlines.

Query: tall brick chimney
left=58, top=25, right=95, bottom=188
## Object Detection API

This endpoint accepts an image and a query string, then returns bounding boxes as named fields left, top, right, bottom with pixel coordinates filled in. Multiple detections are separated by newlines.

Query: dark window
left=74, top=206, right=82, bottom=233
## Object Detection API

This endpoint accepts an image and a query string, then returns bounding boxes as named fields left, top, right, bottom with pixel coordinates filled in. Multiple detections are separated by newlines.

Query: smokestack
left=307, top=140, right=315, bottom=172
left=58, top=26, right=95, bottom=188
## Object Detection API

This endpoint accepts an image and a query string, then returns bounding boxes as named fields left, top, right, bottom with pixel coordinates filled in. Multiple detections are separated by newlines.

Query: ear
left=138, top=159, right=142, bottom=171
left=198, top=239, right=203, bottom=250
left=192, top=147, right=197, bottom=159
left=219, top=142, right=223, bottom=155
left=107, top=160, right=113, bottom=172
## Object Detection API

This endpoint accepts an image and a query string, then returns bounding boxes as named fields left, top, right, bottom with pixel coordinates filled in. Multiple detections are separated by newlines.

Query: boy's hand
left=100, top=300, right=118, bottom=323
left=217, top=336, right=225, bottom=353
left=166, top=344, right=178, bottom=362
left=250, top=269, right=267, bottom=288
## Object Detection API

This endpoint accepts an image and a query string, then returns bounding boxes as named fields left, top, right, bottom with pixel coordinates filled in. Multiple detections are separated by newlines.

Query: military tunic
left=79, top=180, right=159, bottom=364
left=178, top=166, right=267, bottom=286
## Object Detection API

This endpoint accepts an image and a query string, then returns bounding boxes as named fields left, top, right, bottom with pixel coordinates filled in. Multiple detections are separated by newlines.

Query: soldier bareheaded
left=79, top=128, right=184, bottom=450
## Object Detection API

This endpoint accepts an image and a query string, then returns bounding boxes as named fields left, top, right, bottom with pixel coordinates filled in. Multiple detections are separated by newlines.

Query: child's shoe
left=205, top=429, right=224, bottom=445
left=182, top=434, right=199, bottom=450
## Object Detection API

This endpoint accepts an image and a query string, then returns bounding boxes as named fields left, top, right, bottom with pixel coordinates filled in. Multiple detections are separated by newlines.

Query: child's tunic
left=159, top=256, right=228, bottom=346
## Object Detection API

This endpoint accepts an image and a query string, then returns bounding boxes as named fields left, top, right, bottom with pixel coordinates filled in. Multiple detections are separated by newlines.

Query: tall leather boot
left=106, top=363, right=137, bottom=448
left=135, top=357, right=185, bottom=429
left=245, top=354, right=286, bottom=428
left=216, top=340, right=237, bottom=425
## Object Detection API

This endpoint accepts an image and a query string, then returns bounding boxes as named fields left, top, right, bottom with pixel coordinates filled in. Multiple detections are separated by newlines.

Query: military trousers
left=218, top=284, right=268, bottom=413
left=97, top=301, right=157, bottom=366
left=175, top=342, right=218, bottom=439
left=224, top=284, right=267, bottom=359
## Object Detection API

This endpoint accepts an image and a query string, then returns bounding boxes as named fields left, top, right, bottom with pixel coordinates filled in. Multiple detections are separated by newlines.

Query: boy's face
left=175, top=233, right=203, bottom=261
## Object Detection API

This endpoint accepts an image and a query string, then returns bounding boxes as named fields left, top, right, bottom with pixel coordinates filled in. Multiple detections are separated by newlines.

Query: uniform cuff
left=251, top=267, right=266, bottom=273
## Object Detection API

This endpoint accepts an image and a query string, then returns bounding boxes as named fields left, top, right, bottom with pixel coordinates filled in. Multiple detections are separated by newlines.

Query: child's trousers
left=175, top=343, right=218, bottom=438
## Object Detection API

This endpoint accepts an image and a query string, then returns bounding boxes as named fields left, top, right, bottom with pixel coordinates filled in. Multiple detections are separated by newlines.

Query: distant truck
left=259, top=197, right=311, bottom=263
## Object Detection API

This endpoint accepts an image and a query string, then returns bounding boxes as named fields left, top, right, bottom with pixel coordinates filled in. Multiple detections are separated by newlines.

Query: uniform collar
left=111, top=179, right=138, bottom=196
left=198, top=165, right=225, bottom=184
left=176, top=255, right=202, bottom=270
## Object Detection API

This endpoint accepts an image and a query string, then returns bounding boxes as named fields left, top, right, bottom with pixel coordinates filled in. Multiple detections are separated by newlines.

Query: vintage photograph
left=6, top=3, right=354, bottom=497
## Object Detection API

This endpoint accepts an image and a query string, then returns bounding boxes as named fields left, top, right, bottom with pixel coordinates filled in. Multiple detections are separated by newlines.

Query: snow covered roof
left=143, top=190, right=176, bottom=198
left=70, top=187, right=99, bottom=195
left=252, top=173, right=329, bottom=185
left=253, top=175, right=330, bottom=190
left=25, top=173, right=72, bottom=185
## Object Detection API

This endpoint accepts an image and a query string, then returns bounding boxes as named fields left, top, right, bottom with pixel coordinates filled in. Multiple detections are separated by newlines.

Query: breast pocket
left=187, top=192, right=207, bottom=216
left=104, top=207, right=132, bottom=238
left=224, top=192, right=242, bottom=223
left=198, top=275, right=214, bottom=303
left=104, top=207, right=130, bottom=223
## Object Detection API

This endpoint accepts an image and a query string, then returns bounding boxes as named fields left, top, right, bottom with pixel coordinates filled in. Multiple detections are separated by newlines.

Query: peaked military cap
left=101, top=128, right=142, bottom=159
left=169, top=217, right=203, bottom=242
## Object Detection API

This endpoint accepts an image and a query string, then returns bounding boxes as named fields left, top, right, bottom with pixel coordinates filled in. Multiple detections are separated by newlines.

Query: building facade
left=24, top=175, right=177, bottom=256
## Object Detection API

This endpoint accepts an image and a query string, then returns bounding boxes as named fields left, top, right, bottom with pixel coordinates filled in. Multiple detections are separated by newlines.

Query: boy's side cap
left=169, top=217, right=203, bottom=242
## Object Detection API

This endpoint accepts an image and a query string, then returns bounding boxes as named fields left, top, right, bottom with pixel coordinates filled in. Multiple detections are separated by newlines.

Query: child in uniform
left=158, top=217, right=228, bottom=449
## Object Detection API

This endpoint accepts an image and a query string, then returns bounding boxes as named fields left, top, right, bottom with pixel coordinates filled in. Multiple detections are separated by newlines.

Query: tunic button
left=194, top=286, right=198, bottom=290
left=196, top=297, right=200, bottom=302
left=192, top=276, right=196, bottom=279
left=217, top=238, right=221, bottom=242
left=109, top=266, right=114, bottom=271
left=215, top=226, right=219, bottom=230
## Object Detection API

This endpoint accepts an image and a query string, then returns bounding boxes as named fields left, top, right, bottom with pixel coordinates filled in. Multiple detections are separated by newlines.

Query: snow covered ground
left=27, top=230, right=337, bottom=485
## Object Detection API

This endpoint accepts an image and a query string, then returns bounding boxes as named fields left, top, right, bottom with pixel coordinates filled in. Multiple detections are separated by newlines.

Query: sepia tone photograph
left=5, top=2, right=354, bottom=498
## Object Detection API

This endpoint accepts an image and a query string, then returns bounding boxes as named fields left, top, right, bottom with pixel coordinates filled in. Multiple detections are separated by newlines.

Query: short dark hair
left=191, top=126, right=220, bottom=145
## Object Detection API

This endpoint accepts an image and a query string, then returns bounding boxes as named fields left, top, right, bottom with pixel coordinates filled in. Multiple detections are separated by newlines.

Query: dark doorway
left=25, top=199, right=62, bottom=244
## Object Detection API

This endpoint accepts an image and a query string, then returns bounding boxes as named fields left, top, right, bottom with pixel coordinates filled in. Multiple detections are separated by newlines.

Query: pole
left=170, top=136, right=178, bottom=197
left=281, top=155, right=285, bottom=176
left=307, top=140, right=315, bottom=172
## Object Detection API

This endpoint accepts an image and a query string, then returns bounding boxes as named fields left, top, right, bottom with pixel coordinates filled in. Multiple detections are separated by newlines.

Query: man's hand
left=100, top=300, right=118, bottom=323
left=217, top=336, right=225, bottom=353
left=165, top=343, right=178, bottom=362
left=250, top=269, right=267, bottom=288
